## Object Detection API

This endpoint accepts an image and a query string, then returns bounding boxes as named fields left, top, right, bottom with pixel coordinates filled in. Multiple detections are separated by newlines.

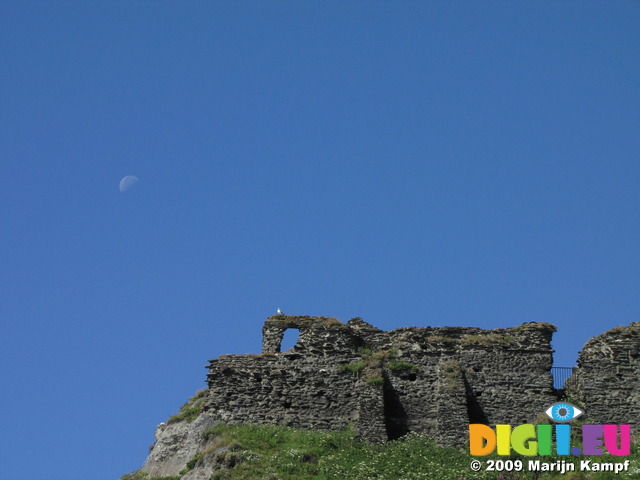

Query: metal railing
left=551, top=366, right=577, bottom=390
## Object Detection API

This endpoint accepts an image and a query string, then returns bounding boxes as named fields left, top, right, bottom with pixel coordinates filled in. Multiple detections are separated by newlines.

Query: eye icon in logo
left=544, top=402, right=584, bottom=423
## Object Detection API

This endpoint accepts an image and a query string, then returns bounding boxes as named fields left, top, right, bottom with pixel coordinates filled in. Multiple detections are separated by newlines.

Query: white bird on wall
left=277, top=308, right=283, bottom=315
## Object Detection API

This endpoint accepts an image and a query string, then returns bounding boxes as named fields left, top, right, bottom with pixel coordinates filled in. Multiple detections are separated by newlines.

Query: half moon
left=119, top=175, right=139, bottom=192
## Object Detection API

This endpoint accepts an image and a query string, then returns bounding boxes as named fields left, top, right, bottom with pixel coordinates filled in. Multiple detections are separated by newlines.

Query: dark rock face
left=205, top=315, right=558, bottom=447
left=565, top=322, right=640, bottom=426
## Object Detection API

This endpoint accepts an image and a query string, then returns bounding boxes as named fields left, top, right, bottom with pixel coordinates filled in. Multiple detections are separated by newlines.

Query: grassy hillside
left=122, top=424, right=640, bottom=480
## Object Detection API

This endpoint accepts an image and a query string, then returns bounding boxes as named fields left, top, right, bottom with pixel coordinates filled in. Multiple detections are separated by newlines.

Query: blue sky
left=1, top=2, right=639, bottom=479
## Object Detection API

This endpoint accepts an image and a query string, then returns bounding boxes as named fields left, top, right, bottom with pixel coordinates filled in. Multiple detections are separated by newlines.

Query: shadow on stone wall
left=464, top=376, right=489, bottom=425
left=383, top=373, right=410, bottom=440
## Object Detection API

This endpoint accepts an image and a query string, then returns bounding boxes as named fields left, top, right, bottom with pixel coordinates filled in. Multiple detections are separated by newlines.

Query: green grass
left=357, top=347, right=372, bottom=357
left=340, top=349, right=403, bottom=379
left=365, top=375, right=384, bottom=385
left=339, top=360, right=365, bottom=375
left=268, top=315, right=350, bottom=330
left=120, top=474, right=149, bottom=480
left=167, top=389, right=207, bottom=424
left=191, top=424, right=640, bottom=480
left=123, top=424, right=640, bottom=479
left=120, top=472, right=181, bottom=480
left=388, top=360, right=418, bottom=372
left=460, top=334, right=516, bottom=347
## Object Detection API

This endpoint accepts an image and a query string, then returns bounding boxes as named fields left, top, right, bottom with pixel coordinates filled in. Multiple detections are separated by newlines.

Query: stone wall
left=127, top=318, right=640, bottom=478
left=203, top=315, right=558, bottom=447
left=565, top=322, right=640, bottom=426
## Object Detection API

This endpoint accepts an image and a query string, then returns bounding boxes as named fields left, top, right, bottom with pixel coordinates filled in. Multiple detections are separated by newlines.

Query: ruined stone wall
left=204, top=315, right=557, bottom=447
left=374, top=323, right=556, bottom=446
left=565, top=322, right=640, bottom=426
left=205, top=353, right=386, bottom=441
left=129, top=318, right=640, bottom=479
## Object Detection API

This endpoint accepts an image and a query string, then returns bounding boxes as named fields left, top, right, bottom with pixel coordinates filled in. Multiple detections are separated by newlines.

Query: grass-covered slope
left=123, top=423, right=640, bottom=480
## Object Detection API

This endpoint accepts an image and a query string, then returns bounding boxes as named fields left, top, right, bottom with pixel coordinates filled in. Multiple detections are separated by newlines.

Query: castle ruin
left=205, top=315, right=557, bottom=447
left=136, top=316, right=640, bottom=478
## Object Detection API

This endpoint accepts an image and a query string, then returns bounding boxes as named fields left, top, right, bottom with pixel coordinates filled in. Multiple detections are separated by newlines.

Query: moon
left=119, top=175, right=139, bottom=192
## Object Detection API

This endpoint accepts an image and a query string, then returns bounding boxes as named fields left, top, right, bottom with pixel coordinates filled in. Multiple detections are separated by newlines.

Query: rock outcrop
left=141, top=412, right=217, bottom=477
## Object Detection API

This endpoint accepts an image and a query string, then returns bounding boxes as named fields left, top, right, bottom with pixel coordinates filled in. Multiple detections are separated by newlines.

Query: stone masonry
left=132, top=317, right=640, bottom=478
left=203, top=315, right=558, bottom=447
left=565, top=322, right=640, bottom=426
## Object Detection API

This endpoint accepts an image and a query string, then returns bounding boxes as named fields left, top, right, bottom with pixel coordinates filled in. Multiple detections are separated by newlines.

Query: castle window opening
left=280, top=328, right=301, bottom=352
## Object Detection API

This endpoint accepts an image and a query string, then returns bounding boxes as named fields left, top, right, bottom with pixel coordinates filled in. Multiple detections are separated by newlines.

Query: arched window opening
left=280, top=328, right=300, bottom=352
